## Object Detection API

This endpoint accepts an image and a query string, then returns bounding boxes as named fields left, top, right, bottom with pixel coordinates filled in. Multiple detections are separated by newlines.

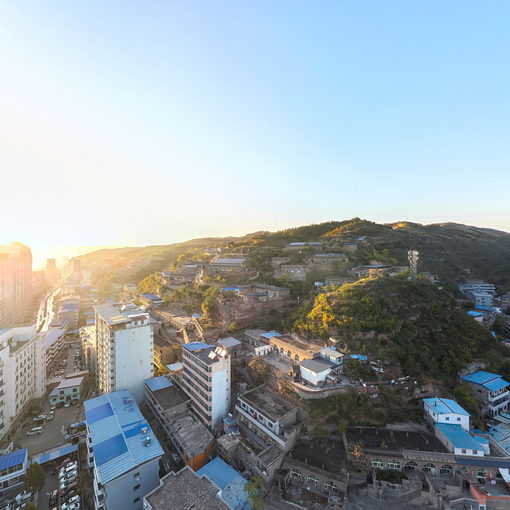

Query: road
left=36, top=286, right=60, bottom=333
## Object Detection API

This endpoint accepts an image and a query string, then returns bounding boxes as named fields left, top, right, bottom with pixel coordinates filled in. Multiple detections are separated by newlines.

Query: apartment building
left=0, top=243, right=32, bottom=326
left=84, top=390, right=163, bottom=510
left=461, top=370, right=510, bottom=417
left=459, top=282, right=497, bottom=308
left=94, top=303, right=154, bottom=403
left=180, top=342, right=230, bottom=429
left=0, top=326, right=45, bottom=441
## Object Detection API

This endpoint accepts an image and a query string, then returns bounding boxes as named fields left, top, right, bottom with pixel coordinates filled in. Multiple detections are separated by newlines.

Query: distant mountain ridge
left=78, top=218, right=510, bottom=288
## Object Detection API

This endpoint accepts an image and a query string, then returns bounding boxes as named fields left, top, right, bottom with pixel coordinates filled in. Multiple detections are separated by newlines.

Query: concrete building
left=180, top=342, right=231, bottom=429
left=43, top=328, right=66, bottom=374
left=84, top=390, right=163, bottom=510
left=196, top=457, right=250, bottom=510
left=308, top=253, right=349, bottom=266
left=423, top=397, right=470, bottom=431
left=209, top=257, right=247, bottom=273
left=269, top=335, right=319, bottom=362
left=0, top=325, right=46, bottom=441
left=94, top=303, right=154, bottom=403
left=0, top=448, right=28, bottom=493
left=217, top=337, right=242, bottom=358
left=461, top=370, right=510, bottom=417
left=80, top=325, right=97, bottom=383
left=286, top=242, right=323, bottom=250
left=275, top=265, right=307, bottom=282
left=143, top=465, right=231, bottom=510
left=299, top=347, right=345, bottom=385
left=0, top=243, right=32, bottom=326
left=144, top=376, right=214, bottom=470
left=48, top=376, right=84, bottom=405
left=139, top=294, right=164, bottom=308
left=459, top=282, right=497, bottom=308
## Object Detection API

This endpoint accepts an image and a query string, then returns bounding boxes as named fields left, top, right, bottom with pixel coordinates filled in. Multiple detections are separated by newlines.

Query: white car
left=26, top=426, right=43, bottom=435
left=61, top=503, right=80, bottom=510
left=59, top=468, right=77, bottom=480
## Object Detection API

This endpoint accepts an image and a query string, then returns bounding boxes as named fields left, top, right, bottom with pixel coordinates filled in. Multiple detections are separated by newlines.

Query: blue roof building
left=461, top=371, right=510, bottom=417
left=423, top=397, right=470, bottom=432
left=84, top=390, right=163, bottom=510
left=434, top=423, right=486, bottom=457
left=0, top=448, right=28, bottom=491
left=197, top=457, right=251, bottom=510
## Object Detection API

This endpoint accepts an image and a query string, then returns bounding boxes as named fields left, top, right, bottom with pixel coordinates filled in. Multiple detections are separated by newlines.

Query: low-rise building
left=139, top=294, right=164, bottom=308
left=461, top=370, right=510, bottom=417
left=209, top=257, right=247, bottom=273
left=269, top=335, right=319, bottom=362
left=308, top=253, right=348, bottom=266
left=49, top=376, right=84, bottom=405
left=352, top=265, right=390, bottom=278
left=300, top=357, right=338, bottom=386
left=84, top=390, right=163, bottom=510
left=217, top=337, right=242, bottom=358
left=196, top=457, right=250, bottom=510
left=0, top=448, right=28, bottom=493
left=143, top=465, right=230, bottom=510
left=423, top=397, right=470, bottom=431
left=286, top=242, right=323, bottom=250
left=275, top=265, right=307, bottom=282
left=43, top=328, right=66, bottom=374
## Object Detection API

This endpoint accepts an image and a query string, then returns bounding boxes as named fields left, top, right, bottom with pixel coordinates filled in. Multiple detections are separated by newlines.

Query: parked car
left=59, top=469, right=77, bottom=481
left=62, top=495, right=80, bottom=507
left=26, top=426, right=43, bottom=435
left=60, top=481, right=78, bottom=497
left=61, top=490, right=78, bottom=503
left=46, top=411, right=55, bottom=421
left=49, top=404, right=56, bottom=411
left=48, top=489, right=58, bottom=506
left=33, top=414, right=46, bottom=422
left=61, top=502, right=80, bottom=510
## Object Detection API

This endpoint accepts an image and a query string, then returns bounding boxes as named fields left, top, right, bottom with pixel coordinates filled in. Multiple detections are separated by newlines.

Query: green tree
left=244, top=477, right=264, bottom=510
left=24, top=462, right=46, bottom=493
left=21, top=504, right=40, bottom=510
left=248, top=357, right=269, bottom=382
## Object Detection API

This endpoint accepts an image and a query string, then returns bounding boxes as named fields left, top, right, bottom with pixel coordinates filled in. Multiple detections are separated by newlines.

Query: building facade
left=84, top=390, right=163, bottom=510
left=0, top=243, right=32, bottom=326
left=180, top=342, right=231, bottom=429
left=461, top=370, right=510, bottom=417
left=94, top=303, right=154, bottom=403
left=0, top=325, right=45, bottom=441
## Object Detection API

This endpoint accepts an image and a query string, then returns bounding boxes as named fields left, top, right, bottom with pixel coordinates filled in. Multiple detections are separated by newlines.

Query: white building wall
left=102, top=458, right=160, bottom=510
left=299, top=366, right=331, bottom=385
left=114, top=325, right=153, bottom=404
left=210, top=357, right=231, bottom=427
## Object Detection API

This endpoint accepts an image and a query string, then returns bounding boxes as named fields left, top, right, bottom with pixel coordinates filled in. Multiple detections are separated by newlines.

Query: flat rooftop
left=94, top=303, right=148, bottom=326
left=239, top=386, right=296, bottom=422
left=289, top=439, right=347, bottom=473
left=145, top=466, right=230, bottom=510
left=347, top=427, right=448, bottom=453
left=169, top=411, right=214, bottom=457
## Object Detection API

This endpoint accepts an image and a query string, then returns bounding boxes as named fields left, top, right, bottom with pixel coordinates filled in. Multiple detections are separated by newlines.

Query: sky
left=1, top=1, right=509, bottom=267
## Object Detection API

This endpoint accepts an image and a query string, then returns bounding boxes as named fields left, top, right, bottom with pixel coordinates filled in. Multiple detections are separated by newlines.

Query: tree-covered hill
left=292, top=275, right=509, bottom=385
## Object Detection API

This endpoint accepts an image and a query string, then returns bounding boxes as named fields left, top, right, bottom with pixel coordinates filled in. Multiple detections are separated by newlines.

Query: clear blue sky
left=1, top=1, right=509, bottom=263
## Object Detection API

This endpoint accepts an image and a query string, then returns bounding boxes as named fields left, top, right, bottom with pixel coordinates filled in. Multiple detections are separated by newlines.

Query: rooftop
left=94, top=303, right=148, bottom=327
left=435, top=423, right=486, bottom=451
left=211, top=258, right=246, bottom=265
left=145, top=376, right=173, bottom=393
left=218, top=337, right=242, bottom=349
left=239, top=385, right=296, bottom=422
left=55, top=377, right=84, bottom=389
left=145, top=380, right=187, bottom=411
left=84, top=390, right=163, bottom=484
left=196, top=457, right=250, bottom=510
left=43, top=328, right=66, bottom=350
left=347, top=427, right=448, bottom=453
left=168, top=412, right=214, bottom=457
left=423, top=397, right=470, bottom=416
left=461, top=371, right=510, bottom=392
left=140, top=293, right=163, bottom=301
left=300, top=357, right=335, bottom=373
left=0, top=448, right=27, bottom=471
left=289, top=439, right=346, bottom=474
left=145, top=466, right=230, bottom=510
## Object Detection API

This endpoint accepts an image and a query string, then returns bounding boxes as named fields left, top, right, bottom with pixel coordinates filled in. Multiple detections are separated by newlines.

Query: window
left=134, top=484, right=140, bottom=491
left=372, top=459, right=383, bottom=468
left=445, top=417, right=449, bottom=421
left=133, top=497, right=140, bottom=503
left=306, top=476, right=319, bottom=487
left=388, top=460, right=401, bottom=470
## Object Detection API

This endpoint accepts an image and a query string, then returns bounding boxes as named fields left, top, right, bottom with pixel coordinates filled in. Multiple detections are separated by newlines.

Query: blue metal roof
left=84, top=390, right=163, bottom=484
left=197, top=458, right=249, bottom=510
left=423, top=397, right=469, bottom=416
left=140, top=293, right=162, bottom=300
left=350, top=354, right=368, bottom=361
left=461, top=371, right=509, bottom=391
left=0, top=449, right=27, bottom=471
left=145, top=376, right=173, bottom=392
left=31, top=444, right=77, bottom=465
left=435, top=423, right=484, bottom=451
left=259, top=330, right=281, bottom=339
left=182, top=342, right=216, bottom=352
left=467, top=311, right=484, bottom=317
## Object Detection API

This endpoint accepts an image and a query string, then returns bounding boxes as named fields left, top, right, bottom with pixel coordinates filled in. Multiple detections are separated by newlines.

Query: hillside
left=292, top=275, right=509, bottom=385
left=77, top=218, right=510, bottom=290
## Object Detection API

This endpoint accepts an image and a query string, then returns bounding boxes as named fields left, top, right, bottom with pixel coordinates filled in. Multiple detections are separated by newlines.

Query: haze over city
left=1, top=1, right=510, bottom=263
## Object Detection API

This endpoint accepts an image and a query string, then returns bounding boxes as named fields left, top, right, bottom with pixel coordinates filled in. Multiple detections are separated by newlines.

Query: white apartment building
left=84, top=391, right=163, bottom=510
left=94, top=303, right=154, bottom=403
left=423, top=397, right=470, bottom=431
left=0, top=325, right=46, bottom=441
left=180, top=342, right=230, bottom=429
